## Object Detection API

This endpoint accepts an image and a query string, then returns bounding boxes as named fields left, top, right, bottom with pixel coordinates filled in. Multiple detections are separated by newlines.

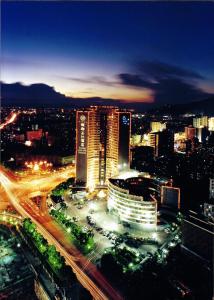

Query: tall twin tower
left=76, top=106, right=131, bottom=190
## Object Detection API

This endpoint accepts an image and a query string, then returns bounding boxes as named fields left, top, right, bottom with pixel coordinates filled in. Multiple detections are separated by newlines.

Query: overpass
left=0, top=166, right=123, bottom=300
left=0, top=211, right=23, bottom=226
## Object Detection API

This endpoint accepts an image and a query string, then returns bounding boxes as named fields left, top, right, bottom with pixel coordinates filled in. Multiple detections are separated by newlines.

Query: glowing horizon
left=2, top=2, right=214, bottom=104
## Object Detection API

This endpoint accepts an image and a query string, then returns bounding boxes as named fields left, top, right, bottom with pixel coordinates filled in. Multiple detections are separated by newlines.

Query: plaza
left=54, top=188, right=175, bottom=265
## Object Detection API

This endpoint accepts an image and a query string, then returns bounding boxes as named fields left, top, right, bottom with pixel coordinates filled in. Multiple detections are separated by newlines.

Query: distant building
left=161, top=186, right=180, bottom=210
left=149, top=132, right=159, bottom=156
left=14, top=133, right=25, bottom=142
left=149, top=130, right=174, bottom=157
left=150, top=121, right=166, bottom=133
left=26, top=129, right=43, bottom=141
left=130, top=134, right=143, bottom=146
left=185, top=137, right=200, bottom=155
left=196, top=127, right=209, bottom=143
left=174, top=132, right=186, bottom=141
left=209, top=178, right=214, bottom=199
left=203, top=202, right=214, bottom=221
left=131, top=146, right=154, bottom=172
left=208, top=117, right=214, bottom=131
left=60, top=155, right=75, bottom=165
left=193, top=116, right=208, bottom=128
left=174, top=132, right=186, bottom=152
left=75, top=106, right=131, bottom=189
left=31, top=124, right=39, bottom=131
left=181, top=211, right=214, bottom=267
left=185, top=126, right=196, bottom=140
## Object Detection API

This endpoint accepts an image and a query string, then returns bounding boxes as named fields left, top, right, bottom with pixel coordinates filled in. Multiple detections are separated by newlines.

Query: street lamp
left=152, top=232, right=158, bottom=240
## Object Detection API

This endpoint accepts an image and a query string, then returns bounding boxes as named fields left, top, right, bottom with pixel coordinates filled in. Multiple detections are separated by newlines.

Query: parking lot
left=61, top=189, right=170, bottom=263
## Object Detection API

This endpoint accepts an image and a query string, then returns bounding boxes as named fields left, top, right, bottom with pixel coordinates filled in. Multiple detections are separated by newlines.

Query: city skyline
left=1, top=105, right=213, bottom=300
left=1, top=2, right=214, bottom=299
left=2, top=2, right=214, bottom=106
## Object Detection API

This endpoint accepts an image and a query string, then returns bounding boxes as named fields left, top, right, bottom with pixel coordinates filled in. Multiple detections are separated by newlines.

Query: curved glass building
left=108, top=177, right=157, bottom=229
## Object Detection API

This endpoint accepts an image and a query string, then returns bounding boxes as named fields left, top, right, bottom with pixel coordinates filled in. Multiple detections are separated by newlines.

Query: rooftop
left=0, top=225, right=33, bottom=292
left=109, top=177, right=156, bottom=201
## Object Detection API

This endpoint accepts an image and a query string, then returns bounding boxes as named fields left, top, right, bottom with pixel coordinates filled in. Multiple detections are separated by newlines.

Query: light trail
left=0, top=112, right=19, bottom=130
left=0, top=168, right=123, bottom=300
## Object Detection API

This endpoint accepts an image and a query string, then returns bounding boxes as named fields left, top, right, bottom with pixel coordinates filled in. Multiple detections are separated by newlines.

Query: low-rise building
left=108, top=176, right=157, bottom=229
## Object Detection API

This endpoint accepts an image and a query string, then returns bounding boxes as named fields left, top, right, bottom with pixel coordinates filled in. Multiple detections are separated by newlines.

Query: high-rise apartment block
left=193, top=116, right=214, bottom=132
left=75, top=106, right=131, bottom=189
left=193, top=116, right=208, bottom=128
left=149, top=130, right=174, bottom=157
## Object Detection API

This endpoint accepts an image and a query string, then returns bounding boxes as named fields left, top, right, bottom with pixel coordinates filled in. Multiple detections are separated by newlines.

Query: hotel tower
left=76, top=106, right=131, bottom=189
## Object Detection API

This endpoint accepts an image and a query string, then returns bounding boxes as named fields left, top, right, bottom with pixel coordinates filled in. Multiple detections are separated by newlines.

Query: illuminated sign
left=78, top=114, right=87, bottom=154
left=122, top=115, right=129, bottom=125
left=76, top=112, right=88, bottom=184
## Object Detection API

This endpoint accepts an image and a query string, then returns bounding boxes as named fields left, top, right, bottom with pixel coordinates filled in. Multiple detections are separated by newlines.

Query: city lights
left=152, top=233, right=158, bottom=239
left=25, top=140, right=32, bottom=147
left=88, top=202, right=97, bottom=210
left=24, top=160, right=53, bottom=172
left=76, top=107, right=131, bottom=188
left=97, top=190, right=106, bottom=198
left=0, top=112, right=18, bottom=130
left=1, top=104, right=213, bottom=300
left=108, top=222, right=118, bottom=231
left=1, top=2, right=214, bottom=299
left=108, top=177, right=157, bottom=229
left=33, top=163, right=39, bottom=171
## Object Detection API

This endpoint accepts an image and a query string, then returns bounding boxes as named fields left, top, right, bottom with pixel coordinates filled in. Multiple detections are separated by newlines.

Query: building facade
left=161, top=186, right=181, bottom=210
left=149, top=130, right=174, bottom=157
left=208, top=117, right=214, bottom=131
left=181, top=211, right=214, bottom=266
left=150, top=121, right=166, bottom=133
left=193, top=116, right=208, bottom=128
left=107, top=177, right=157, bottom=229
left=209, top=178, right=214, bottom=199
left=196, top=127, right=209, bottom=143
left=76, top=106, right=131, bottom=189
left=185, top=126, right=196, bottom=140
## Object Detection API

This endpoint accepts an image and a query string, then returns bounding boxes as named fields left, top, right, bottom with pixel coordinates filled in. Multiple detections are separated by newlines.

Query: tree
left=23, top=218, right=32, bottom=231
left=23, top=218, right=36, bottom=234
left=59, top=202, right=68, bottom=211
left=47, top=245, right=65, bottom=270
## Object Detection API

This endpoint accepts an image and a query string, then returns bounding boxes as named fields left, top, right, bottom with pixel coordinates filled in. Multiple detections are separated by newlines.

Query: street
left=0, top=165, right=123, bottom=300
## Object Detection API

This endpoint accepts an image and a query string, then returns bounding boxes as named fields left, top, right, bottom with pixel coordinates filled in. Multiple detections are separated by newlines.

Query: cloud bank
left=118, top=61, right=210, bottom=104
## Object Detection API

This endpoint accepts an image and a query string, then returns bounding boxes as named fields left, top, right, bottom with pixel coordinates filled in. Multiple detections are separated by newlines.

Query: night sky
left=2, top=1, right=214, bottom=105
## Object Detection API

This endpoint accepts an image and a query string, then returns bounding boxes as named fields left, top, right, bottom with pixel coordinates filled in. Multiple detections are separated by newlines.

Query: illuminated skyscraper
left=76, top=106, right=131, bottom=189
